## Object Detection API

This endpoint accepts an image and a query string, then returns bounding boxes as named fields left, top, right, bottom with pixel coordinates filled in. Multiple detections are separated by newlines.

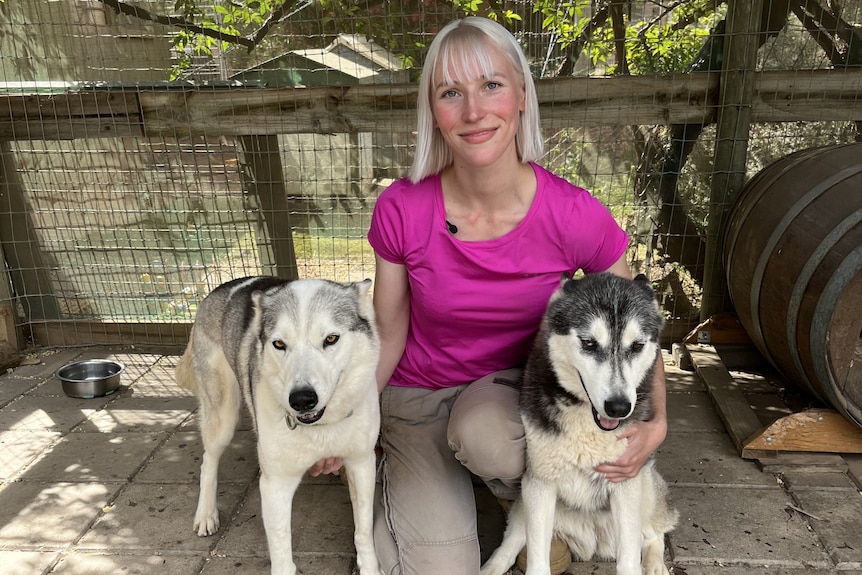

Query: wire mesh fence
left=1, top=0, right=860, bottom=351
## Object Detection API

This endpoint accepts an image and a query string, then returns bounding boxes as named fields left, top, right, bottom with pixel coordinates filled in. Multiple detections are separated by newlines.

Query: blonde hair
left=408, top=17, right=543, bottom=183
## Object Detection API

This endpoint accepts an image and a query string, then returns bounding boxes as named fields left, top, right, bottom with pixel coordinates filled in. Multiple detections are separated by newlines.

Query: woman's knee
left=448, top=373, right=525, bottom=480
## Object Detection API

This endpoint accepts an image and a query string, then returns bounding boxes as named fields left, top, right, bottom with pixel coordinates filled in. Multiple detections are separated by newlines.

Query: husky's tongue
left=591, top=406, right=621, bottom=431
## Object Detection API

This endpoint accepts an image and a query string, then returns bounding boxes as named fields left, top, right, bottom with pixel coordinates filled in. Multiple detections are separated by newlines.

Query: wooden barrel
left=724, top=143, right=862, bottom=428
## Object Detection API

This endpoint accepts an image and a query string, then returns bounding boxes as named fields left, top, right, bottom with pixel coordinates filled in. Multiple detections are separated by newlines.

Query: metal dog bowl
left=56, top=359, right=125, bottom=399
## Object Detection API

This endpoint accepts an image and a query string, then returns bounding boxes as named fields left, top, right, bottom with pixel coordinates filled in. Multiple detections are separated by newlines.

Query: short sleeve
left=578, top=195, right=629, bottom=274
left=368, top=182, right=408, bottom=265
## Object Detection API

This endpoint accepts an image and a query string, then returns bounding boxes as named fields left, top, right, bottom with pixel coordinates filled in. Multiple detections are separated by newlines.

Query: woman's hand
left=308, top=457, right=343, bottom=477
left=595, top=415, right=667, bottom=482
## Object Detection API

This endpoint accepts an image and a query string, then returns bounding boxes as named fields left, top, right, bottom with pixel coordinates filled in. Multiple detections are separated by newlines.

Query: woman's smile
left=431, top=41, right=525, bottom=170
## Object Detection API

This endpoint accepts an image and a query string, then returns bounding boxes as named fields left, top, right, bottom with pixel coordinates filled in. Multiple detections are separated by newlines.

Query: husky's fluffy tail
left=175, top=328, right=198, bottom=394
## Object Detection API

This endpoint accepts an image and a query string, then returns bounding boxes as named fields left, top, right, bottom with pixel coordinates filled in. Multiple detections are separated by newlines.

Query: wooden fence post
left=701, top=0, right=764, bottom=320
left=0, top=141, right=60, bottom=322
left=238, top=135, right=299, bottom=280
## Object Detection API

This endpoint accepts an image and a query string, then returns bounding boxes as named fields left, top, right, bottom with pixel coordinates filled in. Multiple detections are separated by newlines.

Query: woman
left=311, top=16, right=668, bottom=575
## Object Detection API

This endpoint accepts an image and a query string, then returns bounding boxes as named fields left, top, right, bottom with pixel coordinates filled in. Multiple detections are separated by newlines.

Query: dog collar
left=284, top=409, right=353, bottom=430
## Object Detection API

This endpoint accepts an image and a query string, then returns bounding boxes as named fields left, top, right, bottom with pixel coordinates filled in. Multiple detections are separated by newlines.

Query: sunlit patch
left=14, top=410, right=58, bottom=430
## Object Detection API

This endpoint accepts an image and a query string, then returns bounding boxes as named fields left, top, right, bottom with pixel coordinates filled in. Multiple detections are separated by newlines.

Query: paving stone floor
left=0, top=346, right=860, bottom=575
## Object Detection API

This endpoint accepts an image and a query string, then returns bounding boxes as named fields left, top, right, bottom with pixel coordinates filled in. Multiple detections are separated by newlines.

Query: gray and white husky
left=175, top=276, right=383, bottom=575
left=481, top=273, right=678, bottom=575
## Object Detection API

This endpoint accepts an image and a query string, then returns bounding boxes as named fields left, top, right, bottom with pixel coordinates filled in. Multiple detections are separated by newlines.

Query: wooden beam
left=686, top=343, right=765, bottom=458
left=0, top=142, right=61, bottom=320
left=29, top=320, right=191, bottom=348
left=742, top=408, right=862, bottom=458
left=0, top=90, right=143, bottom=140
left=239, top=135, right=299, bottom=279
left=2, top=70, right=861, bottom=141
left=700, top=0, right=763, bottom=320
left=0, top=241, right=20, bottom=370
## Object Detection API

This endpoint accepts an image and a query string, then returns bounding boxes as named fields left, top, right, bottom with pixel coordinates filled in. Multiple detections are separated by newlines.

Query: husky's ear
left=352, top=278, right=374, bottom=318
left=633, top=274, right=655, bottom=293
left=353, top=278, right=373, bottom=297
left=632, top=275, right=662, bottom=316
left=559, top=271, right=577, bottom=289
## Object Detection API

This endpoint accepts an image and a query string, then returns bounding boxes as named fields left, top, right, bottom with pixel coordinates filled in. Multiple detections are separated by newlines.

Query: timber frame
left=2, top=70, right=862, bottom=141
left=1, top=68, right=862, bottom=350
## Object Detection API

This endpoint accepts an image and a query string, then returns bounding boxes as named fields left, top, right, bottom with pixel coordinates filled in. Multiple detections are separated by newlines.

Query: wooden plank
left=686, top=343, right=765, bottom=457
left=29, top=320, right=192, bottom=348
left=138, top=83, right=419, bottom=137
left=3, top=69, right=861, bottom=141
left=754, top=68, right=862, bottom=122
left=2, top=90, right=141, bottom=117
left=0, top=118, right=144, bottom=140
left=0, top=91, right=144, bottom=140
left=742, top=408, right=862, bottom=458
left=137, top=72, right=719, bottom=136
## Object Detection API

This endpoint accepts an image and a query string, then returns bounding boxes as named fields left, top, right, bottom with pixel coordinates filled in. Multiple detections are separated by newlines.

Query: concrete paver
left=0, top=430, right=61, bottom=479
left=0, top=481, right=123, bottom=550
left=51, top=554, right=206, bottom=575
left=791, top=487, right=862, bottom=567
left=0, top=347, right=859, bottom=574
left=670, top=485, right=830, bottom=568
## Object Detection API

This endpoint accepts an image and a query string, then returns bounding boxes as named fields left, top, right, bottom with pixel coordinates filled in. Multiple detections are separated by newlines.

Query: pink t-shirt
left=368, top=162, right=628, bottom=390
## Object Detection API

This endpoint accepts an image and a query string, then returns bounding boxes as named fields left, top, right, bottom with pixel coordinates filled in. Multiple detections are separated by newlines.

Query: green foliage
left=618, top=15, right=714, bottom=74
left=535, top=0, right=593, bottom=48
left=155, top=0, right=730, bottom=81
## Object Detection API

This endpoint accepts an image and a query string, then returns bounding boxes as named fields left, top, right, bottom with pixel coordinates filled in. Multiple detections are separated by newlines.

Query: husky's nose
left=604, top=398, right=631, bottom=418
left=289, top=389, right=318, bottom=412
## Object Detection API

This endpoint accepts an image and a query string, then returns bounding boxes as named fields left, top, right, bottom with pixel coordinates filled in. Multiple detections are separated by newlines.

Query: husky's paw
left=271, top=564, right=299, bottom=575
left=192, top=509, right=219, bottom=537
left=642, top=563, right=670, bottom=575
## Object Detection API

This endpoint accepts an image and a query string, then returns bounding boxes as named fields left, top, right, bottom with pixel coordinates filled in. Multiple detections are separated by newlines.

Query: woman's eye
left=486, top=81, right=500, bottom=90
left=323, top=334, right=340, bottom=347
left=441, top=89, right=458, bottom=98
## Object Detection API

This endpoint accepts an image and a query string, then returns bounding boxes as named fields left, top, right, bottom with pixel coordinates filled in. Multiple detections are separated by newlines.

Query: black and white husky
left=176, top=277, right=383, bottom=575
left=481, top=273, right=678, bottom=575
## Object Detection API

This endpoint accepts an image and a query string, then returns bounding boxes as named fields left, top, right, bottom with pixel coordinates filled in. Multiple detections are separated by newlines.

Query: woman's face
left=430, top=41, right=525, bottom=171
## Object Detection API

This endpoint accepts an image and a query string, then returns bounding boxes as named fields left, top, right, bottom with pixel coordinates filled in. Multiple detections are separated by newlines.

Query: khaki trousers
left=373, top=369, right=525, bottom=575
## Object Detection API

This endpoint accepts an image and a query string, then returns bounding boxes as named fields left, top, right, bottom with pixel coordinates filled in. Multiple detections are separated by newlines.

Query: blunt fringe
left=408, top=17, right=543, bottom=183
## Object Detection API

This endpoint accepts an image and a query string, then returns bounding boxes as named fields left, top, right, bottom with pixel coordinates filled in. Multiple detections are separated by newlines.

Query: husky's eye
left=631, top=341, right=645, bottom=353
left=323, top=334, right=340, bottom=348
left=272, top=340, right=286, bottom=351
left=579, top=338, right=598, bottom=352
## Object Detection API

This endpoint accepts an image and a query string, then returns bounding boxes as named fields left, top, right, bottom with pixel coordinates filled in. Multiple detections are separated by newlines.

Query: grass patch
left=293, top=233, right=373, bottom=260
